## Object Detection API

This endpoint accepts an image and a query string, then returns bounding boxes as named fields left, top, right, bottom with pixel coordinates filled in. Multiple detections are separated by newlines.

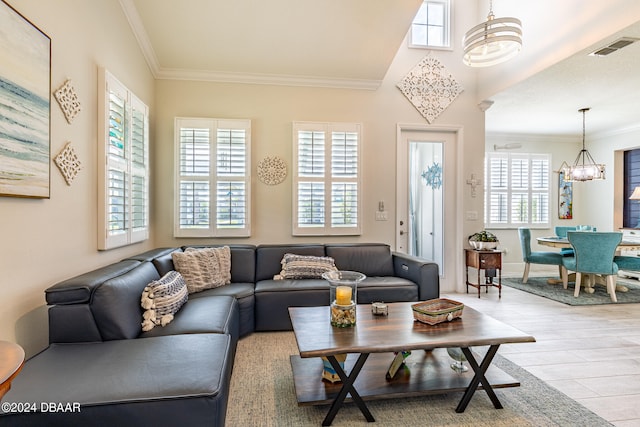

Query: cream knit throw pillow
left=171, top=246, right=232, bottom=293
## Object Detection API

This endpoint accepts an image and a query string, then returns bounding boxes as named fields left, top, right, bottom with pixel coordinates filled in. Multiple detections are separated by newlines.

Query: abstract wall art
left=0, top=1, right=51, bottom=198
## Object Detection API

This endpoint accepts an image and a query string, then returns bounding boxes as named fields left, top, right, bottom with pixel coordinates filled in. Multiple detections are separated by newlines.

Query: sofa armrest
left=392, top=252, right=439, bottom=301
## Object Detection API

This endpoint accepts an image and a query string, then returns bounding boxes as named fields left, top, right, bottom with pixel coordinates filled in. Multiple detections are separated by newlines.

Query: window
left=293, top=122, right=362, bottom=236
left=174, top=118, right=251, bottom=237
left=98, top=69, right=149, bottom=250
left=409, top=0, right=450, bottom=49
left=623, top=149, right=640, bottom=228
left=485, top=152, right=550, bottom=228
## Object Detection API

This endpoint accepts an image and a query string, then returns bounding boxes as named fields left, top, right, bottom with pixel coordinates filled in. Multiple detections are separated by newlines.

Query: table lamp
left=629, top=186, right=640, bottom=228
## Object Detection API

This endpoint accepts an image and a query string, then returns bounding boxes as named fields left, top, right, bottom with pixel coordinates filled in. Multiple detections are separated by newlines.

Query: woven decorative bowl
left=412, top=298, right=464, bottom=325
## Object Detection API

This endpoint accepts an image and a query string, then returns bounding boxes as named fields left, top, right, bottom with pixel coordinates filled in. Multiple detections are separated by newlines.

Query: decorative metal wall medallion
left=54, top=142, right=82, bottom=185
left=54, top=79, right=81, bottom=124
left=397, top=56, right=463, bottom=123
left=257, top=156, right=287, bottom=185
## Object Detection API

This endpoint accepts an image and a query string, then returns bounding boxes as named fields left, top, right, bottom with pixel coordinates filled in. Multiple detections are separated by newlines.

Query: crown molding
left=119, top=0, right=160, bottom=76
left=154, top=68, right=381, bottom=90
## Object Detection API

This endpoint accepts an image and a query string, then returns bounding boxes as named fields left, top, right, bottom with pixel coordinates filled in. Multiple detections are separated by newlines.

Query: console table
left=465, top=249, right=502, bottom=298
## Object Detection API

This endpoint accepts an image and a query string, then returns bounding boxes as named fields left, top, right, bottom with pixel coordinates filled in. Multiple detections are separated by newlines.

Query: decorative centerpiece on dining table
left=468, top=230, right=499, bottom=250
left=323, top=270, right=366, bottom=327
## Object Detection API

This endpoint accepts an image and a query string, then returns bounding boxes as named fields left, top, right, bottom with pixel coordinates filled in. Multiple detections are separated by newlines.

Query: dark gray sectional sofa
left=1, top=243, right=439, bottom=426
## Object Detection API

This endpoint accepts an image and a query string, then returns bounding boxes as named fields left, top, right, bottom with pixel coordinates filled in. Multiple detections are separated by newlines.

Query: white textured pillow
left=141, top=271, right=188, bottom=332
left=172, top=246, right=231, bottom=293
left=274, top=253, right=338, bottom=280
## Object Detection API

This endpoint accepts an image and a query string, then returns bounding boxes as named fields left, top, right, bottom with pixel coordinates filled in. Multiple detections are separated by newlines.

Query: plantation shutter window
left=174, top=118, right=251, bottom=238
left=293, top=122, right=362, bottom=236
left=98, top=69, right=149, bottom=250
left=485, top=152, right=550, bottom=228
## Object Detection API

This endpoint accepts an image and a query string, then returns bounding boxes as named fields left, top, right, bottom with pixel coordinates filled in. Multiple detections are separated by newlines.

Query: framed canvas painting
left=558, top=170, right=573, bottom=219
left=0, top=1, right=51, bottom=198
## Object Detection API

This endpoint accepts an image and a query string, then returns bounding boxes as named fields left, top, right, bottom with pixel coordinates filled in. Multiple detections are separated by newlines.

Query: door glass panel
left=408, top=141, right=444, bottom=273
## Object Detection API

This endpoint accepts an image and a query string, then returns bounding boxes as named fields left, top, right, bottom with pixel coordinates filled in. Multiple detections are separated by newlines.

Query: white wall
left=153, top=1, right=486, bottom=294
left=0, top=0, right=155, bottom=356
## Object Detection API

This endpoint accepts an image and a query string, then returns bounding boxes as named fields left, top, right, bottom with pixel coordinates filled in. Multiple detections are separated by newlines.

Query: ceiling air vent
left=589, top=37, right=639, bottom=57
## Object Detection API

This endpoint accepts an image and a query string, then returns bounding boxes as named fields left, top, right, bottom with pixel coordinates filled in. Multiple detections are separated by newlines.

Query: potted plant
left=468, top=230, right=498, bottom=250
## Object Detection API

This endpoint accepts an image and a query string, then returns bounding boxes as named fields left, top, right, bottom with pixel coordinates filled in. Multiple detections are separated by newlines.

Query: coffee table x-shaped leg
left=322, top=353, right=375, bottom=426
left=457, top=344, right=502, bottom=412
left=320, top=344, right=503, bottom=425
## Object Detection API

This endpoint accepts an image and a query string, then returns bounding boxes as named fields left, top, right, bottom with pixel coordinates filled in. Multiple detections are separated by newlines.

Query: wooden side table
left=0, top=341, right=25, bottom=401
left=465, top=249, right=502, bottom=298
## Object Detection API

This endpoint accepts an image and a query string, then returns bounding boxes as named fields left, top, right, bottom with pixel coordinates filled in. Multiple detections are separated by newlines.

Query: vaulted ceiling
left=120, top=0, right=640, bottom=136
left=121, top=0, right=423, bottom=89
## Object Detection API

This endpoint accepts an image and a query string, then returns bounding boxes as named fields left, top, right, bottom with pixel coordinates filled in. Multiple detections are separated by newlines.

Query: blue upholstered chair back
left=554, top=226, right=575, bottom=238
left=555, top=226, right=596, bottom=256
left=566, top=231, right=621, bottom=275
left=555, top=225, right=595, bottom=237
left=518, top=227, right=532, bottom=261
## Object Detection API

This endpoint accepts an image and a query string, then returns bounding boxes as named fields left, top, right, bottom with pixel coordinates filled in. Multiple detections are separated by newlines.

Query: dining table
left=537, top=236, right=640, bottom=251
left=537, top=236, right=640, bottom=291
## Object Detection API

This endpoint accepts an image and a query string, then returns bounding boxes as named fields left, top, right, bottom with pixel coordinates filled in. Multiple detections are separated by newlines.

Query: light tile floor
left=444, top=278, right=640, bottom=427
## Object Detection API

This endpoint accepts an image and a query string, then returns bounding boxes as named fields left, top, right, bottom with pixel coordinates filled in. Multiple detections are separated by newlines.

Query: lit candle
left=335, top=286, right=352, bottom=306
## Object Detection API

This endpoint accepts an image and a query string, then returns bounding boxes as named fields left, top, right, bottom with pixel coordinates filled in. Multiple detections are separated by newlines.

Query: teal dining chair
left=561, top=231, right=622, bottom=301
left=518, top=228, right=566, bottom=283
left=613, top=255, right=640, bottom=275
left=554, top=226, right=595, bottom=256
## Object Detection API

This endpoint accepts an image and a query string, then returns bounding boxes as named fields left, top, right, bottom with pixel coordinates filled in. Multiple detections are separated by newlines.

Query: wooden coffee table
left=289, top=302, right=535, bottom=426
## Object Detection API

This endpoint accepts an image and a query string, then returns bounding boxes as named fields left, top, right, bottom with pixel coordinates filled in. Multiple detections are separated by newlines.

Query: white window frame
left=292, top=121, right=362, bottom=236
left=98, top=69, right=149, bottom=250
left=485, top=152, right=551, bottom=229
left=408, top=0, right=451, bottom=50
left=174, top=117, right=251, bottom=238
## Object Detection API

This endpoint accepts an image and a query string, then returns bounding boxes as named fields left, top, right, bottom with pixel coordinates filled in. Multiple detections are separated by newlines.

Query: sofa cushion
left=139, top=295, right=239, bottom=339
left=357, top=277, right=419, bottom=303
left=141, top=271, right=189, bottom=331
left=1, top=334, right=234, bottom=427
left=326, top=243, right=394, bottom=276
left=275, top=253, right=337, bottom=280
left=172, top=246, right=231, bottom=293
left=91, top=262, right=161, bottom=340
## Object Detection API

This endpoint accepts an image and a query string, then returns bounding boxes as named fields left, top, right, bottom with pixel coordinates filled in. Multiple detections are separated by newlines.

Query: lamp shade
left=629, top=187, right=640, bottom=200
left=562, top=108, right=605, bottom=182
left=463, top=11, right=522, bottom=67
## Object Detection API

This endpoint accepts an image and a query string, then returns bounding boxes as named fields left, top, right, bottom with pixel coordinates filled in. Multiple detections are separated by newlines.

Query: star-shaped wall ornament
left=397, top=56, right=463, bottom=123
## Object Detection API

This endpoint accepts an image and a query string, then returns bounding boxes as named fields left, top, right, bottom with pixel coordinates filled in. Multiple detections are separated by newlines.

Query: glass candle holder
left=323, top=270, right=366, bottom=327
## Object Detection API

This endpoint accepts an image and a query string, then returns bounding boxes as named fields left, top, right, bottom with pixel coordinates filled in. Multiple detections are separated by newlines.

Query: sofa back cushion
left=255, top=245, right=325, bottom=281
left=91, top=262, right=160, bottom=340
left=325, top=244, right=394, bottom=277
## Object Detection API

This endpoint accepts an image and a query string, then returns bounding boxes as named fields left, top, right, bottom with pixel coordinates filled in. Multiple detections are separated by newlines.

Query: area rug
left=502, top=276, right=640, bottom=305
left=226, top=331, right=611, bottom=426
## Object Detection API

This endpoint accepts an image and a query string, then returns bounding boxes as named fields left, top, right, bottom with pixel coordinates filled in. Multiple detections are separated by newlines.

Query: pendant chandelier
left=562, top=108, right=605, bottom=182
left=462, top=0, right=522, bottom=67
